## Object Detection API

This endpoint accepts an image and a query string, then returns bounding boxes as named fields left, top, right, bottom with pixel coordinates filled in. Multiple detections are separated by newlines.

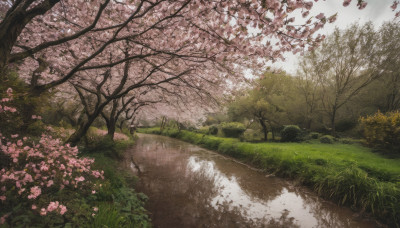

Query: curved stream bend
left=125, top=134, right=378, bottom=228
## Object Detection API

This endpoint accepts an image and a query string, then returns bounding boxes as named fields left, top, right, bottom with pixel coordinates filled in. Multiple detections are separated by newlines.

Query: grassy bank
left=84, top=138, right=150, bottom=228
left=138, top=127, right=400, bottom=227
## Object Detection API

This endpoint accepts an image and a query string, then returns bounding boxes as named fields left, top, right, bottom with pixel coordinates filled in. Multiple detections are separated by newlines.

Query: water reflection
left=126, top=134, right=377, bottom=228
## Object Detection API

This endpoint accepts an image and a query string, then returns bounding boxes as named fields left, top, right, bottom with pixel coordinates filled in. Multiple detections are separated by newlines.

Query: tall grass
left=85, top=136, right=150, bottom=228
left=138, top=127, right=400, bottom=227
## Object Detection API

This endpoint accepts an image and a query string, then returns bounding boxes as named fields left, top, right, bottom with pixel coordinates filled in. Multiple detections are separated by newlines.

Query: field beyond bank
left=138, top=127, right=400, bottom=227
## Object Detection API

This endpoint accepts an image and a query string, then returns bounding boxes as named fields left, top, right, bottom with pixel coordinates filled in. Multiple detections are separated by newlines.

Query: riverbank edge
left=138, top=128, right=399, bottom=227
left=82, top=137, right=151, bottom=227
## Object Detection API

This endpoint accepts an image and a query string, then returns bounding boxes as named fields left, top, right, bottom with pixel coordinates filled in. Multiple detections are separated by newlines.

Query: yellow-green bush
left=360, top=111, right=400, bottom=151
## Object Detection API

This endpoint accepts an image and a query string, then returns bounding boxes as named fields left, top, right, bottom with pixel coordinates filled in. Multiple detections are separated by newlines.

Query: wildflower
left=47, top=201, right=59, bottom=212
left=40, top=208, right=47, bottom=216
left=28, top=186, right=41, bottom=199
left=60, top=205, right=67, bottom=215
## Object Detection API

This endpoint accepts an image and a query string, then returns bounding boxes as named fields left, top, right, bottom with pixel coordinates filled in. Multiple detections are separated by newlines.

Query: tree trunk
left=160, top=116, right=166, bottom=131
left=119, top=120, right=125, bottom=132
left=331, top=107, right=337, bottom=137
left=67, top=121, right=93, bottom=146
left=107, top=118, right=116, bottom=140
left=259, top=119, right=268, bottom=142
left=271, top=129, right=275, bottom=141
left=306, top=118, right=313, bottom=130
left=67, top=114, right=98, bottom=146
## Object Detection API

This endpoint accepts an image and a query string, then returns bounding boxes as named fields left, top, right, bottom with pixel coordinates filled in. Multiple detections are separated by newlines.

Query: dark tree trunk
left=306, top=118, right=313, bottom=130
left=271, top=129, right=275, bottom=141
left=0, top=0, right=61, bottom=74
left=259, top=119, right=268, bottom=142
left=119, top=120, right=125, bottom=132
left=67, top=103, right=107, bottom=146
left=331, top=107, right=337, bottom=137
left=67, top=117, right=96, bottom=146
left=107, top=119, right=116, bottom=140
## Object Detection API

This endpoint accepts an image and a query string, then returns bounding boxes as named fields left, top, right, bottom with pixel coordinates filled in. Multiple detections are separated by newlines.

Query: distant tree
left=299, top=23, right=384, bottom=136
left=228, top=71, right=294, bottom=141
left=375, top=22, right=400, bottom=112
left=296, top=55, right=325, bottom=130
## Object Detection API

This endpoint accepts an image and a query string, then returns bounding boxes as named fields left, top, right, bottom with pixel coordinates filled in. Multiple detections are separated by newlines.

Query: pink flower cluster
left=39, top=201, right=67, bottom=216
left=0, top=88, right=17, bottom=113
left=0, top=93, right=104, bottom=225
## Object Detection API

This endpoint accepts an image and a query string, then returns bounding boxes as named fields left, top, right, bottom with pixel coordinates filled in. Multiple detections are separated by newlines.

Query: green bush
left=26, top=120, right=46, bottom=136
left=241, top=129, right=261, bottom=142
left=208, top=125, right=218, bottom=135
left=83, top=134, right=121, bottom=158
left=320, top=135, right=334, bottom=144
left=360, top=111, right=400, bottom=152
left=220, top=122, right=246, bottom=138
left=196, top=126, right=209, bottom=134
left=339, top=138, right=360, bottom=144
left=310, top=132, right=320, bottom=139
left=280, top=125, right=302, bottom=142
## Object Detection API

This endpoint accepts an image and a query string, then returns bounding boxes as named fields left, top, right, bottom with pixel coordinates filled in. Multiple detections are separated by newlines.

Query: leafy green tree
left=299, top=23, right=383, bottom=136
left=228, top=71, right=294, bottom=141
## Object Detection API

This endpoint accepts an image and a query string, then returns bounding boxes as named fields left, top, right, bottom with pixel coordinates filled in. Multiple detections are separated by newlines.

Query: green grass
left=138, top=127, right=400, bottom=227
left=84, top=138, right=151, bottom=228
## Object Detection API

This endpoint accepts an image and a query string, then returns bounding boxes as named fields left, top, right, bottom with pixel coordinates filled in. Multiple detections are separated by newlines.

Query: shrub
left=0, top=90, right=105, bottom=226
left=220, top=122, right=246, bottom=138
left=187, top=126, right=196, bottom=132
left=86, top=136, right=121, bottom=158
left=196, top=126, right=209, bottom=134
left=310, top=132, right=320, bottom=139
left=280, top=125, right=302, bottom=142
left=27, top=120, right=46, bottom=136
left=0, top=134, right=105, bottom=226
left=320, top=135, right=334, bottom=144
left=335, top=119, right=357, bottom=132
left=241, top=129, right=261, bottom=142
left=339, top=138, right=360, bottom=144
left=360, top=111, right=400, bottom=152
left=208, top=125, right=218, bottom=135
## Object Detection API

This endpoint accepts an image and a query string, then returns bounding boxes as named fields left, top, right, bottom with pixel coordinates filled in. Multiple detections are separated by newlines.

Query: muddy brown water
left=125, top=134, right=379, bottom=228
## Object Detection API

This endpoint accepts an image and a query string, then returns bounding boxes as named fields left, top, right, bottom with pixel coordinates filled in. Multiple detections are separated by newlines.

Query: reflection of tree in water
left=202, top=152, right=284, bottom=201
left=266, top=209, right=301, bottom=228
left=298, top=189, right=372, bottom=228
left=131, top=135, right=303, bottom=227
left=128, top=135, right=375, bottom=228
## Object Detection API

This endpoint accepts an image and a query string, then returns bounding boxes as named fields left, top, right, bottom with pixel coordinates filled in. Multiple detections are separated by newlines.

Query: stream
left=125, top=134, right=378, bottom=228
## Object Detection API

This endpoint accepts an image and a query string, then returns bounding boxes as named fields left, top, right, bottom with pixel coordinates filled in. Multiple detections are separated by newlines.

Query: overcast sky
left=271, top=0, right=398, bottom=75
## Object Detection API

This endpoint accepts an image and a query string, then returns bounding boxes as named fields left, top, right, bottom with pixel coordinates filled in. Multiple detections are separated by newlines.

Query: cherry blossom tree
left=1, top=0, right=396, bottom=140
left=1, top=0, right=349, bottom=90
left=101, top=90, right=163, bottom=140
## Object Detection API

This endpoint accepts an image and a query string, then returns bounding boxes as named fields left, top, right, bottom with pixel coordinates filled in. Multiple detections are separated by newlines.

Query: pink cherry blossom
left=40, top=208, right=47, bottom=216
left=28, top=186, right=41, bottom=199
left=60, top=205, right=67, bottom=215
left=343, top=0, right=351, bottom=7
